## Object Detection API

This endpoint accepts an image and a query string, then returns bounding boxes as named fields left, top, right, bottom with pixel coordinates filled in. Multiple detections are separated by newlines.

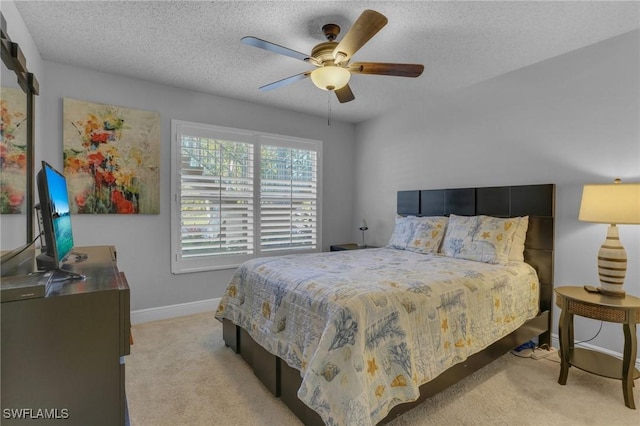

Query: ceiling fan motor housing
left=311, top=41, right=340, bottom=65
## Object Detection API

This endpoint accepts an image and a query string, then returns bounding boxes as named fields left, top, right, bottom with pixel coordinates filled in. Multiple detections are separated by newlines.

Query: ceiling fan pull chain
left=327, top=91, right=331, bottom=126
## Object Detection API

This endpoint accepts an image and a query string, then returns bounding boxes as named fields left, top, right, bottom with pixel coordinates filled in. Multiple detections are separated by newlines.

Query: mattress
left=215, top=248, right=540, bottom=425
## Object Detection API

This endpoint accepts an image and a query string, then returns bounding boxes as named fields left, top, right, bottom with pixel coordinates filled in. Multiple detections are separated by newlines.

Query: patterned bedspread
left=215, top=248, right=539, bottom=425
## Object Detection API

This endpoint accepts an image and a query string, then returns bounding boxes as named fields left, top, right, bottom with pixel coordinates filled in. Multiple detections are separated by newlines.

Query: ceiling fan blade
left=349, top=62, right=424, bottom=78
left=259, top=72, right=311, bottom=92
left=333, top=10, right=388, bottom=65
left=335, top=84, right=355, bottom=103
left=241, top=36, right=310, bottom=62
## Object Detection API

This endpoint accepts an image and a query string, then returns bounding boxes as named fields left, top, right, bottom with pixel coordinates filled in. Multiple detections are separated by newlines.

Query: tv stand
left=1, top=246, right=131, bottom=426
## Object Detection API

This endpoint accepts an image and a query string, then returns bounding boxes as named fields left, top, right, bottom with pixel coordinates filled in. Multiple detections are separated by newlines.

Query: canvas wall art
left=0, top=87, right=28, bottom=214
left=63, top=98, right=160, bottom=214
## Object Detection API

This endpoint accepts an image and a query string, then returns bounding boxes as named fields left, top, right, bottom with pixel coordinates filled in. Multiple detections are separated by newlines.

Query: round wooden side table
left=555, top=286, right=640, bottom=409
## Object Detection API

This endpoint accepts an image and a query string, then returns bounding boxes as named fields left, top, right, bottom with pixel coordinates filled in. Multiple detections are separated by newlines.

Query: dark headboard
left=397, top=184, right=555, bottom=319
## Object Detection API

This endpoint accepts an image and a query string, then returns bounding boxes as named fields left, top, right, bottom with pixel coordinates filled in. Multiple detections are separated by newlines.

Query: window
left=171, top=120, right=322, bottom=273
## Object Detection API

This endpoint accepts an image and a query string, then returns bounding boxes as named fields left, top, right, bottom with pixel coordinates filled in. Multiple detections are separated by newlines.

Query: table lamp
left=578, top=179, right=640, bottom=297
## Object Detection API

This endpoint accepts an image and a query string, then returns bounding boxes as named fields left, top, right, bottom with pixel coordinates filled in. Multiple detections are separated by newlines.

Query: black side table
left=330, top=243, right=376, bottom=251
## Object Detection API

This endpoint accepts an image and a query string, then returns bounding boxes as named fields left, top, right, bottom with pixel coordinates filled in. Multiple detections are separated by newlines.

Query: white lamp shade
left=579, top=183, right=640, bottom=225
left=310, top=66, right=350, bottom=91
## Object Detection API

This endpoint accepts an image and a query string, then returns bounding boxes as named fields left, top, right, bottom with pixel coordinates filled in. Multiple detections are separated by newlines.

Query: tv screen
left=36, top=161, right=74, bottom=271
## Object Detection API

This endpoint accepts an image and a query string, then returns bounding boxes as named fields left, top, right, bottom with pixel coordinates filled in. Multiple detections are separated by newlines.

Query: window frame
left=171, top=119, right=322, bottom=273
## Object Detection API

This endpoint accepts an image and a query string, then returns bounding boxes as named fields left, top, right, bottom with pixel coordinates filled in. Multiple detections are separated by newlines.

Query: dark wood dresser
left=1, top=245, right=131, bottom=425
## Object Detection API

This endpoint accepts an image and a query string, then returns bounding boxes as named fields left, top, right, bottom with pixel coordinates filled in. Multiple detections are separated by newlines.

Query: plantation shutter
left=171, top=121, right=321, bottom=273
left=174, top=124, right=256, bottom=271
left=260, top=142, right=318, bottom=251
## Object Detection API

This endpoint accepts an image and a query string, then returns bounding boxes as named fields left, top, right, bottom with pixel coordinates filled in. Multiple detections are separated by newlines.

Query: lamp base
left=597, top=224, right=627, bottom=298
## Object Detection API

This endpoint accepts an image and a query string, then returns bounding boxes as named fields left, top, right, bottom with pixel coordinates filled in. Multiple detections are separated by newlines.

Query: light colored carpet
left=126, top=312, right=639, bottom=425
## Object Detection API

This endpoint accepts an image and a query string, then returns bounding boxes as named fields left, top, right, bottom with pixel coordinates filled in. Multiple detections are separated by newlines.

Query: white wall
left=38, top=61, right=355, bottom=311
left=354, top=30, right=640, bottom=357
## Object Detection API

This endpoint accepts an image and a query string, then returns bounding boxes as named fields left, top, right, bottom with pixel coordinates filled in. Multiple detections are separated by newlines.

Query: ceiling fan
left=241, top=9, right=424, bottom=103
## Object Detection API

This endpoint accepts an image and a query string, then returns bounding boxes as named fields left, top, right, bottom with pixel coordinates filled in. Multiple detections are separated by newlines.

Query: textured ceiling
left=14, top=1, right=640, bottom=123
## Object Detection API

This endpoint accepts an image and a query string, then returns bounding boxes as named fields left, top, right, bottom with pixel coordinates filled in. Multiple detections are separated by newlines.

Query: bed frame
left=221, top=183, right=555, bottom=425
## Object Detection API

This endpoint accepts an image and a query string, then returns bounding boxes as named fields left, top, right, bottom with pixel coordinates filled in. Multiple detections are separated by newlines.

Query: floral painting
left=0, top=87, right=27, bottom=214
left=63, top=98, right=160, bottom=214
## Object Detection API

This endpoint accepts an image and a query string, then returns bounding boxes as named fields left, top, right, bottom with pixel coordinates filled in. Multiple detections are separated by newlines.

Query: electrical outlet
left=531, top=347, right=558, bottom=360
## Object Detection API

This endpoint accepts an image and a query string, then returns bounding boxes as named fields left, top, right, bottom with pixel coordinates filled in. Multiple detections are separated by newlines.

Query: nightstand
left=330, top=243, right=376, bottom=251
left=555, top=286, right=640, bottom=409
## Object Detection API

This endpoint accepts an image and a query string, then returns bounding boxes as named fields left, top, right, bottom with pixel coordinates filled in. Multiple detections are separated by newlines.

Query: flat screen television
left=35, top=161, right=83, bottom=278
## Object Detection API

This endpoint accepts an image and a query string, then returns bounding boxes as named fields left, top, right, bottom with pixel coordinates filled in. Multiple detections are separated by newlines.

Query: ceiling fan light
left=310, top=66, right=350, bottom=91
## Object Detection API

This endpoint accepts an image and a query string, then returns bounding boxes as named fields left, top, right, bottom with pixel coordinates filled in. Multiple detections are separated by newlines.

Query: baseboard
left=131, top=298, right=220, bottom=324
left=550, top=333, right=640, bottom=370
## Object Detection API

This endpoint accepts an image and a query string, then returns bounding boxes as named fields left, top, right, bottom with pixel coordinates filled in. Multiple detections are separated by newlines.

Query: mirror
left=0, top=43, right=28, bottom=244
left=0, top=12, right=38, bottom=248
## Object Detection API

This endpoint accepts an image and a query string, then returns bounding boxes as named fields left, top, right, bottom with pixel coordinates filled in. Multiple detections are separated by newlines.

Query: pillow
left=441, top=214, right=520, bottom=264
left=406, top=216, right=449, bottom=254
left=387, top=215, right=417, bottom=250
left=508, top=216, right=529, bottom=262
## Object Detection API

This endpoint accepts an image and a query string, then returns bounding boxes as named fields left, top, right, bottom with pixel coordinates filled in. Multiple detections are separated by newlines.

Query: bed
left=215, top=183, right=555, bottom=425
